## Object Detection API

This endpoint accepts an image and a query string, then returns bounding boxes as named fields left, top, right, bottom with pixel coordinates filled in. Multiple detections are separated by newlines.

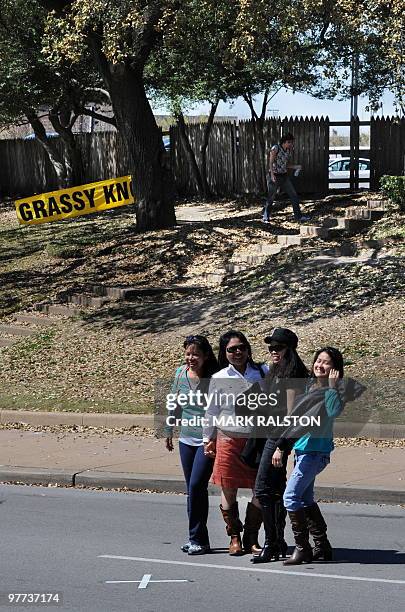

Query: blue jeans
left=283, top=452, right=330, bottom=512
left=263, top=174, right=302, bottom=220
left=179, top=442, right=213, bottom=546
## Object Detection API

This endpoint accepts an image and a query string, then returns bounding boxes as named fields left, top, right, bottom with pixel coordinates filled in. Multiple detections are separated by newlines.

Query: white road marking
left=106, top=580, right=188, bottom=585
left=99, top=555, right=405, bottom=586
left=138, top=574, right=152, bottom=589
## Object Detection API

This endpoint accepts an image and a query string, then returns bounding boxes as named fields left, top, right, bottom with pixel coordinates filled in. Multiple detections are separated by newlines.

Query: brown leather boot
left=242, top=502, right=262, bottom=554
left=283, top=509, right=313, bottom=566
left=220, top=503, right=244, bottom=555
left=304, top=503, right=333, bottom=561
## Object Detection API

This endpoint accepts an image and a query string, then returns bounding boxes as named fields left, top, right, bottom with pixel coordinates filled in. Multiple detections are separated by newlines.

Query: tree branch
left=243, top=92, right=259, bottom=121
left=76, top=106, right=117, bottom=127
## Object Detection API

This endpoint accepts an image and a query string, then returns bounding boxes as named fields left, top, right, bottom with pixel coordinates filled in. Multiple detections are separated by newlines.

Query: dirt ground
left=0, top=194, right=403, bottom=418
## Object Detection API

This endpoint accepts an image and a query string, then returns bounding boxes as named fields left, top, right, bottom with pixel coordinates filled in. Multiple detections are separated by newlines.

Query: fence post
left=320, top=116, right=329, bottom=196
left=350, top=116, right=360, bottom=190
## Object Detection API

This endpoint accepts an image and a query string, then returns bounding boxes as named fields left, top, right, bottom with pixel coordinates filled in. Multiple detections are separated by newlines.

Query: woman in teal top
left=272, top=346, right=344, bottom=565
left=165, top=335, right=218, bottom=555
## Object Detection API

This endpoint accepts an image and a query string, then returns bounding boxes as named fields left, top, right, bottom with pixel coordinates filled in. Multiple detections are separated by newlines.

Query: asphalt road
left=0, top=485, right=404, bottom=612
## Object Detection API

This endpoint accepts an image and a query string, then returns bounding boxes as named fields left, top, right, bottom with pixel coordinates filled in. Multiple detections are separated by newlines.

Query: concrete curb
left=0, top=467, right=403, bottom=505
left=0, top=409, right=154, bottom=429
left=1, top=410, right=404, bottom=439
left=0, top=467, right=75, bottom=486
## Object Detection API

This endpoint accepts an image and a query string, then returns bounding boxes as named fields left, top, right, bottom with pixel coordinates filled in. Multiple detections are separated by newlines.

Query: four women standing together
left=165, top=328, right=346, bottom=565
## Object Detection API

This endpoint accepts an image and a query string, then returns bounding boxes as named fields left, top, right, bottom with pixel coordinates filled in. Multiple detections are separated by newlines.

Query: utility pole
left=350, top=53, right=360, bottom=190
left=350, top=54, right=359, bottom=119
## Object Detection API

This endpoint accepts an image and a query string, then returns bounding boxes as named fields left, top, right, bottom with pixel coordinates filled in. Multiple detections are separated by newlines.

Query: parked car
left=162, top=135, right=170, bottom=151
left=23, top=132, right=59, bottom=140
left=329, top=157, right=370, bottom=189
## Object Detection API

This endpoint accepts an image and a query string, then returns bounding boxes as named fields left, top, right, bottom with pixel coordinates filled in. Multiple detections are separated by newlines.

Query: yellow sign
left=15, top=176, right=135, bottom=225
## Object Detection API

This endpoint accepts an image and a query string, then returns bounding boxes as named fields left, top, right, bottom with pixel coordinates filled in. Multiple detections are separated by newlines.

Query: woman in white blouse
left=203, top=330, right=269, bottom=555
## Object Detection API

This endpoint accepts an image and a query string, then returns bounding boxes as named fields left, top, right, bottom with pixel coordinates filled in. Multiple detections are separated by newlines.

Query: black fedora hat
left=264, top=328, right=298, bottom=349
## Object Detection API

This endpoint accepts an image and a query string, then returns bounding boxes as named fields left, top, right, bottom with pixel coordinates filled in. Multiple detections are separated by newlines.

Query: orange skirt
left=211, top=433, right=258, bottom=489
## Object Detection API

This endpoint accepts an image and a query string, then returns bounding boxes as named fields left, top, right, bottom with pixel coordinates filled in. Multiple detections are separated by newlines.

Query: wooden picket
left=370, top=117, right=405, bottom=190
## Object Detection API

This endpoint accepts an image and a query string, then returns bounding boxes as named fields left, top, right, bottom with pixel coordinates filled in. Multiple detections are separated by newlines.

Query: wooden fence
left=170, top=121, right=239, bottom=196
left=0, top=132, right=132, bottom=198
left=369, top=117, right=405, bottom=190
left=171, top=117, right=330, bottom=196
left=0, top=116, right=403, bottom=199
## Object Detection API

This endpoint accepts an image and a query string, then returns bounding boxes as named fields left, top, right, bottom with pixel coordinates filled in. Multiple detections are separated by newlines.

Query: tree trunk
left=176, top=111, right=204, bottom=196
left=49, top=109, right=84, bottom=186
left=90, top=47, right=176, bottom=231
left=200, top=99, right=219, bottom=199
left=26, top=110, right=68, bottom=189
left=244, top=91, right=269, bottom=192
left=254, top=117, right=267, bottom=191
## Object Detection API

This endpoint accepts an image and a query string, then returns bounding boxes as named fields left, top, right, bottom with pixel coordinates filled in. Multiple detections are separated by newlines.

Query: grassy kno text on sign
left=15, top=176, right=134, bottom=225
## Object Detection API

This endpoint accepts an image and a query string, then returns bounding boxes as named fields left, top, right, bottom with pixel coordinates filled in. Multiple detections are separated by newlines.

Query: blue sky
left=153, top=89, right=398, bottom=122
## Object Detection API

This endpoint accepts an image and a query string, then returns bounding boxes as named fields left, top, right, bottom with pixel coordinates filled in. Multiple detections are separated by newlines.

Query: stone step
left=359, top=239, right=385, bottom=249
left=89, top=284, right=203, bottom=299
left=225, top=263, right=249, bottom=274
left=201, top=272, right=225, bottom=285
left=345, top=207, right=385, bottom=221
left=299, top=225, right=330, bottom=238
left=316, top=243, right=358, bottom=257
left=232, top=253, right=268, bottom=265
left=13, top=314, right=59, bottom=327
left=0, top=324, right=35, bottom=337
left=36, top=304, right=82, bottom=316
left=277, top=234, right=303, bottom=246
left=316, top=238, right=387, bottom=258
left=251, top=244, right=283, bottom=255
left=66, top=294, right=110, bottom=308
left=322, top=217, right=372, bottom=232
left=367, top=199, right=389, bottom=209
left=0, top=337, right=17, bottom=347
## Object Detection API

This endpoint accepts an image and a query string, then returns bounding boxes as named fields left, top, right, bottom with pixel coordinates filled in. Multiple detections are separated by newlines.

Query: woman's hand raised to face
left=328, top=369, right=339, bottom=388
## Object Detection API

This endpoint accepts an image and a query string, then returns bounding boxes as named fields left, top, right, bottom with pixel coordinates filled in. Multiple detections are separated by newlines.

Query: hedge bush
left=380, top=175, right=405, bottom=211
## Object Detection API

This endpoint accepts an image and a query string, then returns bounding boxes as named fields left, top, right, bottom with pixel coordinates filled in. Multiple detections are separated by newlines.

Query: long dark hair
left=217, top=330, right=263, bottom=372
left=267, top=347, right=308, bottom=382
left=311, top=346, right=344, bottom=378
left=183, top=334, right=219, bottom=378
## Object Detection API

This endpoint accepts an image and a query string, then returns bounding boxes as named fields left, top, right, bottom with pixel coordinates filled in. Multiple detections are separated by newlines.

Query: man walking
left=263, top=133, right=309, bottom=223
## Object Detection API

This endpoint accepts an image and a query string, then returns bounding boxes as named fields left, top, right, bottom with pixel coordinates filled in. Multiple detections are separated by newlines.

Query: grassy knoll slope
left=0, top=195, right=403, bottom=418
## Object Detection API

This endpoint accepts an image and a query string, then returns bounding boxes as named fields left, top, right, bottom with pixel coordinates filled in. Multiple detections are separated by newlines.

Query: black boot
left=275, top=499, right=288, bottom=558
left=283, top=509, right=313, bottom=566
left=242, top=502, right=263, bottom=555
left=305, top=503, right=333, bottom=561
left=251, top=502, right=279, bottom=563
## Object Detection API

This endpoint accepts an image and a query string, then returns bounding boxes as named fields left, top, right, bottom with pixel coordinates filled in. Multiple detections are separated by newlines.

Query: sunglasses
left=185, top=335, right=199, bottom=343
left=226, top=344, right=248, bottom=354
left=268, top=344, right=287, bottom=352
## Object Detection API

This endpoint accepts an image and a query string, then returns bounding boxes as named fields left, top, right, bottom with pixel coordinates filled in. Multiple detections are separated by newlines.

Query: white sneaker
left=181, top=541, right=191, bottom=553
left=187, top=544, right=211, bottom=555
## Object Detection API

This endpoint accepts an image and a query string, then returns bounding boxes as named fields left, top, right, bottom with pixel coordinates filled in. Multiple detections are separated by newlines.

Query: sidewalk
left=0, top=420, right=404, bottom=505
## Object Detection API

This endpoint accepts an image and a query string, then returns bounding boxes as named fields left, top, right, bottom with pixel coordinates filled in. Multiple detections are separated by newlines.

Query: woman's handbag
left=240, top=436, right=266, bottom=469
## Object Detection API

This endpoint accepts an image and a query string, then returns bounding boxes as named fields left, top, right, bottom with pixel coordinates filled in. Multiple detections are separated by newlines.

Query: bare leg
left=221, top=487, right=238, bottom=510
